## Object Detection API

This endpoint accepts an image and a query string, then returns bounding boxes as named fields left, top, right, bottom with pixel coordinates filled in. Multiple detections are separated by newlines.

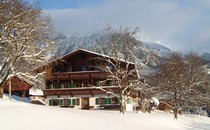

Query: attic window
left=81, top=65, right=87, bottom=71
left=68, top=65, right=72, bottom=72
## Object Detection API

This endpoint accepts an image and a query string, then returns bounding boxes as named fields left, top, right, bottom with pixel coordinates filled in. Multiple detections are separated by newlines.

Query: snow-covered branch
left=0, top=0, right=54, bottom=89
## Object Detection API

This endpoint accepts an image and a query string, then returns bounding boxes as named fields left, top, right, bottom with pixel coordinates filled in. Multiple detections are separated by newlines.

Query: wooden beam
left=69, top=90, right=73, bottom=97
left=89, top=89, right=93, bottom=97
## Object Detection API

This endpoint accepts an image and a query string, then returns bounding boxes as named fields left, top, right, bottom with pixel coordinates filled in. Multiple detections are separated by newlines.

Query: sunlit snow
left=0, top=95, right=209, bottom=130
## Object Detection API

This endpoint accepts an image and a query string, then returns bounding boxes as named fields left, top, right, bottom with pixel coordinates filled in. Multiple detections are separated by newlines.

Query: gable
left=34, top=48, right=135, bottom=73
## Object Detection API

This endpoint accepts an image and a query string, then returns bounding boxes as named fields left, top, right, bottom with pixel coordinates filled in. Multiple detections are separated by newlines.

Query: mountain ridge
left=54, top=34, right=172, bottom=60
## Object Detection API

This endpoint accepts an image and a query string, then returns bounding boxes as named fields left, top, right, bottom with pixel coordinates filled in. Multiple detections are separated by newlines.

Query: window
left=99, top=98, right=105, bottom=105
left=55, top=83, right=59, bottom=89
left=75, top=98, right=80, bottom=106
left=53, top=99, right=58, bottom=106
left=63, top=83, right=68, bottom=88
left=48, top=84, right=53, bottom=89
left=48, top=83, right=58, bottom=89
left=63, top=99, right=69, bottom=106
left=82, top=81, right=89, bottom=87
left=96, top=97, right=118, bottom=105
left=68, top=65, right=72, bottom=72
left=67, top=82, right=76, bottom=88
left=111, top=97, right=119, bottom=104
left=106, top=80, right=112, bottom=86
left=81, top=65, right=87, bottom=71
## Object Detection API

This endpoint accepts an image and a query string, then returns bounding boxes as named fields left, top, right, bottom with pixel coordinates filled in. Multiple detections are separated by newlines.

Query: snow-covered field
left=0, top=96, right=210, bottom=130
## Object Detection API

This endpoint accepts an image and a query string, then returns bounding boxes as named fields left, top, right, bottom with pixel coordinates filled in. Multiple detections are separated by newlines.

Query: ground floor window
left=49, top=99, right=60, bottom=106
left=75, top=98, right=80, bottom=105
left=111, top=97, right=119, bottom=104
left=95, top=97, right=119, bottom=105
left=49, top=98, right=80, bottom=106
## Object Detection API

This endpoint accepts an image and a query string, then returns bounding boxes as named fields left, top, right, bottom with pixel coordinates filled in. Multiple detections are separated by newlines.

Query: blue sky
left=26, top=0, right=210, bottom=53
left=27, top=0, right=104, bottom=9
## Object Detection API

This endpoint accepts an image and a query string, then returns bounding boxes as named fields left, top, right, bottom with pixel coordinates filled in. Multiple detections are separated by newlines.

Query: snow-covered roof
left=34, top=48, right=135, bottom=71
left=29, top=88, right=44, bottom=96
left=60, top=48, right=135, bottom=65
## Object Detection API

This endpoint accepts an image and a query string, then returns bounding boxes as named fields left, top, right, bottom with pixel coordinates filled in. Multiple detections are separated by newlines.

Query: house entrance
left=81, top=98, right=89, bottom=109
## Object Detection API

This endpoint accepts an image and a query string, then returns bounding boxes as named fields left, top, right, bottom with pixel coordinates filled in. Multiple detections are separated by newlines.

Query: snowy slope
left=3, top=93, right=30, bottom=103
left=54, top=34, right=172, bottom=60
left=142, top=42, right=172, bottom=58
left=202, top=52, right=210, bottom=62
left=0, top=96, right=210, bottom=130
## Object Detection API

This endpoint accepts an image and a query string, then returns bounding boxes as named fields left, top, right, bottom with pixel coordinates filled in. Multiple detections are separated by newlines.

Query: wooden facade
left=36, top=49, right=136, bottom=110
left=3, top=77, right=30, bottom=97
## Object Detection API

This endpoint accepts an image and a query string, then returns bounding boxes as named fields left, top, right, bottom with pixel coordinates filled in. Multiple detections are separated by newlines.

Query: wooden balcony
left=43, top=86, right=119, bottom=96
left=46, top=70, right=106, bottom=80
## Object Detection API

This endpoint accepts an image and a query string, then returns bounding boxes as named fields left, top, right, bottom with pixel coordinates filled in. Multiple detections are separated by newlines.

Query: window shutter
left=68, top=99, right=71, bottom=105
left=49, top=84, right=52, bottom=89
left=57, top=99, right=63, bottom=106
left=105, top=98, right=108, bottom=104
left=108, top=98, right=111, bottom=104
left=95, top=98, right=99, bottom=105
left=67, top=83, right=71, bottom=88
left=72, top=99, right=76, bottom=105
left=49, top=99, right=52, bottom=106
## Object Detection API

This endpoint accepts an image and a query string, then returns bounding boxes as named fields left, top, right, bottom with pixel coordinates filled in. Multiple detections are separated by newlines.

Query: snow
left=0, top=95, right=210, bottom=130
left=29, top=88, right=44, bottom=96
left=3, top=93, right=30, bottom=103
left=142, top=42, right=172, bottom=58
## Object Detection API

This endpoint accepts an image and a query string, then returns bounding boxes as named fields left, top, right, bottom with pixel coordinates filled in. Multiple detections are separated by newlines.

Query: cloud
left=44, top=0, right=210, bottom=53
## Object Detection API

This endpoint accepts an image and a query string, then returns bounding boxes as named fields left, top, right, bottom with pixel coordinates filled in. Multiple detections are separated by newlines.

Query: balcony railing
left=46, top=80, right=114, bottom=90
left=43, top=85, right=119, bottom=96
left=46, top=70, right=106, bottom=80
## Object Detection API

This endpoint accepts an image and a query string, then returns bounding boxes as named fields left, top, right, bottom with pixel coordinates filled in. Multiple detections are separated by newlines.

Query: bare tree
left=94, top=26, right=151, bottom=114
left=0, top=0, right=54, bottom=98
left=156, top=52, right=210, bottom=119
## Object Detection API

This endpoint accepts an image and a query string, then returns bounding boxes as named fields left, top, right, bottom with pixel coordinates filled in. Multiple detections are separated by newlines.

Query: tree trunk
left=120, top=101, right=125, bottom=114
left=0, top=87, right=3, bottom=98
left=173, top=107, right=179, bottom=119
left=119, top=93, right=125, bottom=114
left=9, top=78, right=12, bottom=100
left=22, top=90, right=26, bottom=102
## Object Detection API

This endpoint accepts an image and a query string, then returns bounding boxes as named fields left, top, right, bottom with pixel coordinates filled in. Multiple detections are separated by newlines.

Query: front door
left=81, top=98, right=89, bottom=109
